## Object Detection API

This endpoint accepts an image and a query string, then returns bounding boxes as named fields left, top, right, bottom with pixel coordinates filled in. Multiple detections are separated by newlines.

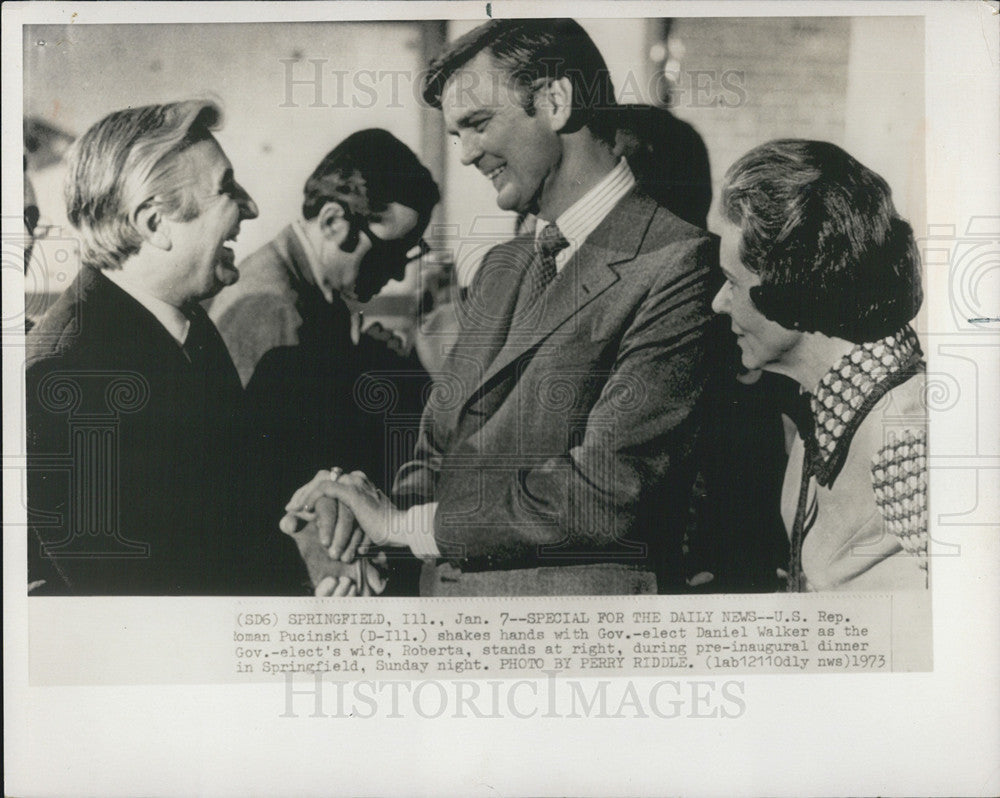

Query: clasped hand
left=279, top=469, right=406, bottom=596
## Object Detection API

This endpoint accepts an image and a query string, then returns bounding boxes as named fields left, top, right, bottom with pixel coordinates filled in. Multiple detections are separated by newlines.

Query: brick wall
left=667, top=17, right=852, bottom=230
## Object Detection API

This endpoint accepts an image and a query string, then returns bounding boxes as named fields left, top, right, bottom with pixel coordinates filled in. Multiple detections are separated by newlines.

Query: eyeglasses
left=372, top=232, right=431, bottom=266
left=334, top=199, right=429, bottom=265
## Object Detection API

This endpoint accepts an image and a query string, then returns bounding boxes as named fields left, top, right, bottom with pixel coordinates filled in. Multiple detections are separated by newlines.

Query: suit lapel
left=470, top=190, right=657, bottom=400
left=81, top=268, right=191, bottom=368
left=87, top=267, right=243, bottom=388
left=433, top=235, right=530, bottom=433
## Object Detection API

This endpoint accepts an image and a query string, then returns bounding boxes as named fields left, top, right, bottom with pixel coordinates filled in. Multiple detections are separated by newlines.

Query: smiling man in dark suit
left=285, top=19, right=716, bottom=597
left=26, top=100, right=259, bottom=594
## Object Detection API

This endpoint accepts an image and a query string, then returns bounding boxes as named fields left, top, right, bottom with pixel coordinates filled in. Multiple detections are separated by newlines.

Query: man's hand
left=278, top=511, right=362, bottom=592
left=363, top=321, right=406, bottom=355
left=280, top=468, right=367, bottom=561
left=314, top=575, right=359, bottom=597
left=314, top=557, right=388, bottom=597
left=278, top=501, right=389, bottom=595
left=301, top=471, right=408, bottom=550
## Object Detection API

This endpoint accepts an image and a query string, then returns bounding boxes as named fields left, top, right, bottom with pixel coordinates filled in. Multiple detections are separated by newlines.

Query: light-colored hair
left=64, top=100, right=222, bottom=270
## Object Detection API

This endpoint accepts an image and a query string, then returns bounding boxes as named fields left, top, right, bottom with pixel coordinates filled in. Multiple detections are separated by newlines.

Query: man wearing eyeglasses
left=209, top=128, right=439, bottom=594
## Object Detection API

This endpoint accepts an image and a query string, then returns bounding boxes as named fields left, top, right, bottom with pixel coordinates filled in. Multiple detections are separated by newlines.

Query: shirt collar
left=535, top=158, right=636, bottom=270
left=801, top=325, right=924, bottom=486
left=102, top=268, right=191, bottom=345
left=292, top=219, right=336, bottom=303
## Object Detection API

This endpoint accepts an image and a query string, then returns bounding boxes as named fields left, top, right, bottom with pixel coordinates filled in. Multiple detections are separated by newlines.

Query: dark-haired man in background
left=287, top=19, right=717, bottom=597
left=210, top=128, right=438, bottom=593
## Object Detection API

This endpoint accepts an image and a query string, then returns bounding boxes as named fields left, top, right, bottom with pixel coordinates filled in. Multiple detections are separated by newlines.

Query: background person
left=209, top=128, right=438, bottom=593
left=611, top=103, right=712, bottom=230
left=606, top=103, right=792, bottom=593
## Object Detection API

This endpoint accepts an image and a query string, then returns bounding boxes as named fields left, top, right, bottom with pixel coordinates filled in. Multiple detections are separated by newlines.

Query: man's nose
left=236, top=182, right=259, bottom=220
left=711, top=283, right=730, bottom=315
left=458, top=132, right=482, bottom=167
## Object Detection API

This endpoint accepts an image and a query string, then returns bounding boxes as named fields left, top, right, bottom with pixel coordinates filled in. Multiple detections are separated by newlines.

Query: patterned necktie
left=517, top=222, right=570, bottom=314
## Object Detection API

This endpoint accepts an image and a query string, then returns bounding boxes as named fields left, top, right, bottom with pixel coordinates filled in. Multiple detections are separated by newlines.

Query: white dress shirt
left=537, top=157, right=636, bottom=273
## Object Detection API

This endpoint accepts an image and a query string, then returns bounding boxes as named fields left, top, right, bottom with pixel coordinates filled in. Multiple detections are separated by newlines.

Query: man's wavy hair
left=721, top=139, right=922, bottom=343
left=422, top=18, right=618, bottom=146
left=64, top=100, right=222, bottom=271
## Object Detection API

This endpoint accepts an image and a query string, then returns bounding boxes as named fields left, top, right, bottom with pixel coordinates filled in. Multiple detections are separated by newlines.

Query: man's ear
left=133, top=202, right=171, bottom=251
left=317, top=201, right=351, bottom=246
left=537, top=76, right=574, bottom=133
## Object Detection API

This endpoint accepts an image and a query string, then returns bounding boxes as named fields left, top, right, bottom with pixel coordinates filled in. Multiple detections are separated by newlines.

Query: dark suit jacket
left=210, top=225, right=429, bottom=593
left=25, top=266, right=247, bottom=594
left=393, top=190, right=717, bottom=595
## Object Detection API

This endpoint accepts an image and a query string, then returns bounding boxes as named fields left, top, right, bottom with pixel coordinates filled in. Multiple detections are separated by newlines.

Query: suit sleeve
left=392, top=403, right=447, bottom=509
left=430, top=235, right=715, bottom=564
left=211, top=292, right=300, bottom=387
left=25, top=355, right=75, bottom=593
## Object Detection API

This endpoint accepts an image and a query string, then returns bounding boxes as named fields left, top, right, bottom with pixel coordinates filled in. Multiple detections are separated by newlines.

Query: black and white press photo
left=4, top=3, right=998, bottom=797
left=21, top=15, right=929, bottom=598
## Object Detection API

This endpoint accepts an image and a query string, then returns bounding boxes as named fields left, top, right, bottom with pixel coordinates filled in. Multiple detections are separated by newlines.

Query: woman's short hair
left=64, top=100, right=222, bottom=270
left=720, top=139, right=922, bottom=343
left=422, top=18, right=619, bottom=146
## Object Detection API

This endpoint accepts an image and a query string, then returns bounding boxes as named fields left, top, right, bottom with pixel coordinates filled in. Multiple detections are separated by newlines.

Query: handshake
left=279, top=467, right=411, bottom=597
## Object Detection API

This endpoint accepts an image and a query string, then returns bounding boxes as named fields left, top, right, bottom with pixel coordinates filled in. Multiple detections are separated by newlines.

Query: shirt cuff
left=397, top=502, right=440, bottom=559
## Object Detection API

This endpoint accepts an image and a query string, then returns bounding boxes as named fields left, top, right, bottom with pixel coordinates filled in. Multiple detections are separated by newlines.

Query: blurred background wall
left=23, top=21, right=436, bottom=308
left=23, top=16, right=924, bottom=312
